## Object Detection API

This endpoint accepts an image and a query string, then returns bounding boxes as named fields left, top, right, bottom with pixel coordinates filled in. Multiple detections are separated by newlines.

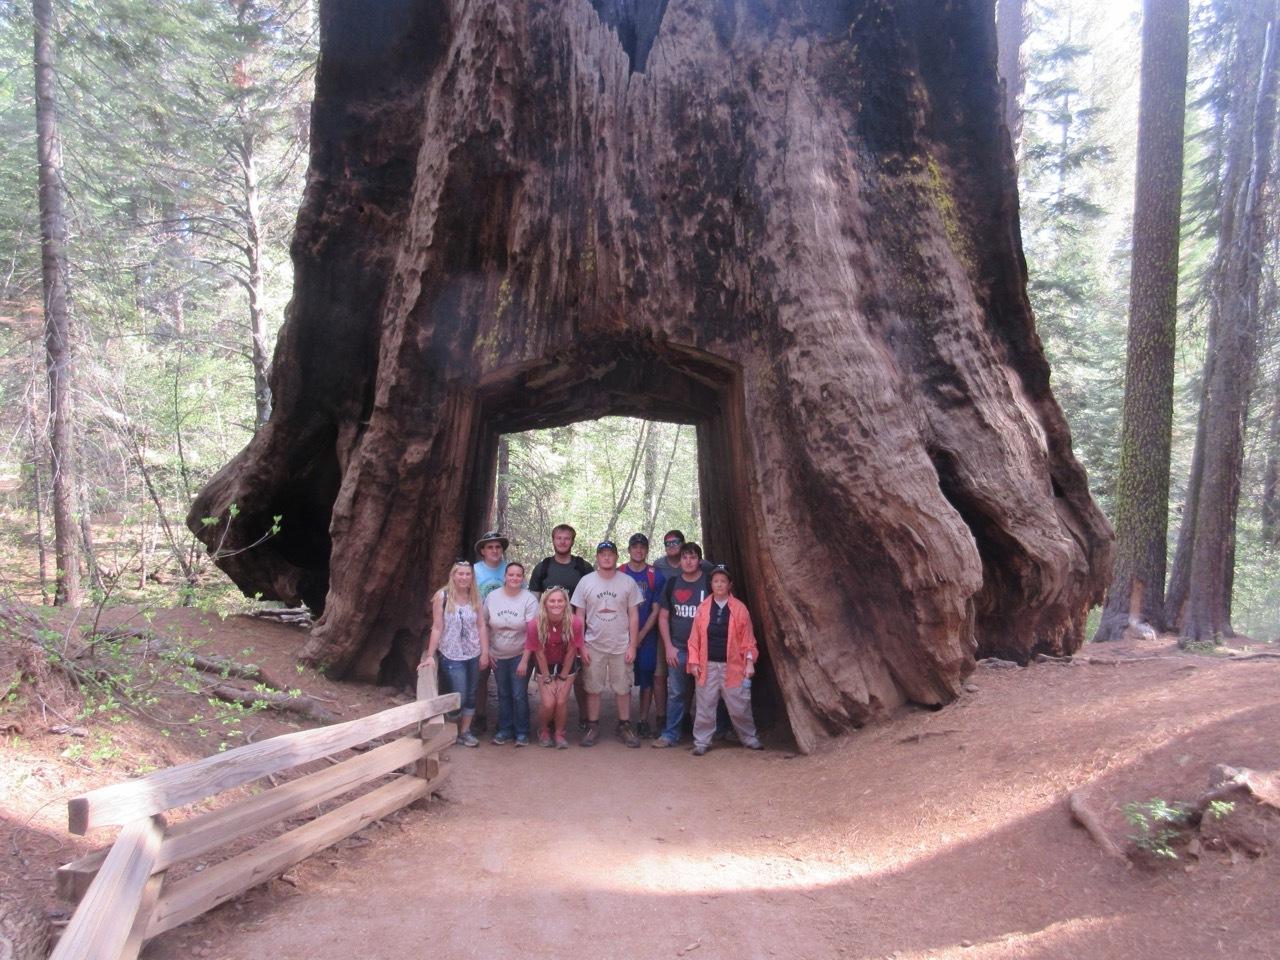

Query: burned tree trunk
left=189, top=0, right=1112, bottom=751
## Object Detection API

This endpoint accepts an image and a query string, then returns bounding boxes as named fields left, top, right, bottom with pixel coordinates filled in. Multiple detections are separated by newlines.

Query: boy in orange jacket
left=687, top=565, right=764, bottom=755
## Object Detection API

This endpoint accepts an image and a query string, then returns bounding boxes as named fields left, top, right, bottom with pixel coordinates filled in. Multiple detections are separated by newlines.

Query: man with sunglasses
left=653, top=530, right=713, bottom=579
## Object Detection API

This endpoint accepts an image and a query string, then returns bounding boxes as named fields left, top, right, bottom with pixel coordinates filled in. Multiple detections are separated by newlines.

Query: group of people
left=418, top=525, right=763, bottom=756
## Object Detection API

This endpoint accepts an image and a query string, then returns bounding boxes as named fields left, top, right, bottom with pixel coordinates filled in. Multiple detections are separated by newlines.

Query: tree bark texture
left=1262, top=374, right=1280, bottom=548
left=1172, top=5, right=1279, bottom=642
left=996, top=0, right=1027, bottom=155
left=189, top=0, right=1111, bottom=750
left=33, top=0, right=81, bottom=607
left=1094, top=0, right=1189, bottom=642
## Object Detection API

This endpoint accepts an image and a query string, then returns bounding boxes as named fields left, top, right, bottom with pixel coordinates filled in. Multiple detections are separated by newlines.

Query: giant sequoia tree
left=189, top=0, right=1112, bottom=751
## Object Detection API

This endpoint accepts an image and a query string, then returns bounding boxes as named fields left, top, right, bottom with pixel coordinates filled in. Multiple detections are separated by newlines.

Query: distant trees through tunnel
left=491, top=418, right=703, bottom=561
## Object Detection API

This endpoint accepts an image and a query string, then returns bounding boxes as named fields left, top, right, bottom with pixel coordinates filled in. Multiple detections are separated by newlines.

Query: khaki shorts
left=583, top=649, right=634, bottom=696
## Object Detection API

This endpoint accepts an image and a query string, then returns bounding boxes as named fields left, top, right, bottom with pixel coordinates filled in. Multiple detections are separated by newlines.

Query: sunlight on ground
left=894, top=915, right=1117, bottom=959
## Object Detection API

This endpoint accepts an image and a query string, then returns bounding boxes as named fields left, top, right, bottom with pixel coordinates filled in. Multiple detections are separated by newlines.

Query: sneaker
left=580, top=723, right=599, bottom=747
left=577, top=719, right=588, bottom=732
left=617, top=721, right=641, bottom=748
left=514, top=736, right=529, bottom=747
left=472, top=715, right=488, bottom=734
left=491, top=733, right=513, bottom=746
left=555, top=735, right=570, bottom=750
left=651, top=737, right=676, bottom=749
left=538, top=730, right=553, bottom=748
left=743, top=739, right=764, bottom=751
left=691, top=744, right=709, bottom=756
left=457, top=731, right=479, bottom=748
left=636, top=721, right=651, bottom=739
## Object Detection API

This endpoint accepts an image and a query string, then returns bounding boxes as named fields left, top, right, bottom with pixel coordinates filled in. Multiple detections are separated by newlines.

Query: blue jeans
left=493, top=655, right=531, bottom=739
left=439, top=654, right=479, bottom=716
left=660, top=647, right=689, bottom=743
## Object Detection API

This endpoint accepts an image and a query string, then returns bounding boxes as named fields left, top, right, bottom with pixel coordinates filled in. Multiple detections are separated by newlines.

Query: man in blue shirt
left=471, top=530, right=508, bottom=732
left=620, top=533, right=666, bottom=738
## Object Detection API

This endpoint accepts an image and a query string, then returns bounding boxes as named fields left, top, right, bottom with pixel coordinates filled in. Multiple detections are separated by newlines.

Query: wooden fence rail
left=52, top=674, right=458, bottom=960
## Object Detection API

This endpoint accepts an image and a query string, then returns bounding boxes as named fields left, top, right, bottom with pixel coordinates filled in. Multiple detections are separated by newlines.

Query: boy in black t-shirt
left=652, top=542, right=711, bottom=747
left=529, top=523, right=594, bottom=594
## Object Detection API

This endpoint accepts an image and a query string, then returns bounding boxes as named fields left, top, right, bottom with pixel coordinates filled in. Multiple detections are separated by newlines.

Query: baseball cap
left=628, top=533, right=649, bottom=547
left=596, top=540, right=618, bottom=553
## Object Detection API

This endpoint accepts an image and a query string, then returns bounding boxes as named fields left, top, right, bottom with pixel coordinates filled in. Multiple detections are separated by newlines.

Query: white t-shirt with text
left=570, top=571, right=643, bottom=655
left=484, top=588, right=539, bottom=659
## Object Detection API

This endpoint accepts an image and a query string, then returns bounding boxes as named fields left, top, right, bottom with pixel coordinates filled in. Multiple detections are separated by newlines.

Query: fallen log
left=154, top=642, right=288, bottom=692
left=209, top=684, right=338, bottom=724
left=1068, top=789, right=1127, bottom=861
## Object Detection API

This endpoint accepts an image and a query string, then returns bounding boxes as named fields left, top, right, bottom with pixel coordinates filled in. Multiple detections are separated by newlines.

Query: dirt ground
left=4, top=610, right=1279, bottom=960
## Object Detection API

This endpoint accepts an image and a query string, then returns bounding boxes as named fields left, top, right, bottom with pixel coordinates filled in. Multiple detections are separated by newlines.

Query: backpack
left=533, top=555, right=592, bottom=588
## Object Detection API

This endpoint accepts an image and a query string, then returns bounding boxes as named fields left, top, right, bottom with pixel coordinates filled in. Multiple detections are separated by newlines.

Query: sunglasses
left=664, top=539, right=683, bottom=546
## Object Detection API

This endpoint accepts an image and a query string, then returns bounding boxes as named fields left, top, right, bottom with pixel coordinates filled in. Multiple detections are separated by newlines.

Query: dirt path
left=143, top=644, right=1280, bottom=960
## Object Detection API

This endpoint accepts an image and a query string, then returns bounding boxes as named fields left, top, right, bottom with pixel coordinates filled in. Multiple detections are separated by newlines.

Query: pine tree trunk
left=495, top=435, right=510, bottom=533
left=1165, top=379, right=1206, bottom=624
left=1262, top=375, right=1280, bottom=548
left=996, top=0, right=1027, bottom=154
left=241, top=125, right=273, bottom=430
left=26, top=359, right=49, bottom=603
left=1179, top=7, right=1279, bottom=643
left=1094, top=0, right=1189, bottom=642
left=642, top=423, right=658, bottom=538
left=33, top=0, right=81, bottom=607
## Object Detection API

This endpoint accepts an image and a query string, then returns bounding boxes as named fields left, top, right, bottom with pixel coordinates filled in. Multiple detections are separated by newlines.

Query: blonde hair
left=438, top=561, right=482, bottom=618
left=533, top=586, right=572, bottom=650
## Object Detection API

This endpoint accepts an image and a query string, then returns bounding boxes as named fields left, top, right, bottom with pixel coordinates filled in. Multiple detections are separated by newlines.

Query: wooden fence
left=51, top=673, right=458, bottom=960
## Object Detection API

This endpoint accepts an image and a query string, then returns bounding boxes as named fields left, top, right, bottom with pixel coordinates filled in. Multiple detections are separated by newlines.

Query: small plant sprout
left=1124, top=798, right=1187, bottom=860
left=1207, top=800, right=1235, bottom=820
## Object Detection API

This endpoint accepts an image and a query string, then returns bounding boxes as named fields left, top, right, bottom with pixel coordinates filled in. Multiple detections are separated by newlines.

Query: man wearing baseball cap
left=471, top=529, right=509, bottom=733
left=570, top=540, right=643, bottom=747
left=621, top=533, right=666, bottom=738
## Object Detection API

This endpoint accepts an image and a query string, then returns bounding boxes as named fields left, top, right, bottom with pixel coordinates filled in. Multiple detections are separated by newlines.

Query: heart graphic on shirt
left=673, top=588, right=693, bottom=604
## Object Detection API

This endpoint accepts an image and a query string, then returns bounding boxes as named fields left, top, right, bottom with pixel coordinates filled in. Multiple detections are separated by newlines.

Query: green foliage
left=1021, top=1, right=1127, bottom=518
left=1123, top=796, right=1236, bottom=860
left=1123, top=798, right=1187, bottom=859
left=497, top=418, right=704, bottom=563
left=0, top=0, right=314, bottom=609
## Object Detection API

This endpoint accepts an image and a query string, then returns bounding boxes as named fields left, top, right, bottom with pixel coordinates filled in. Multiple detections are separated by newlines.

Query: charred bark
left=1094, top=0, right=1189, bottom=642
left=189, top=0, right=1111, bottom=749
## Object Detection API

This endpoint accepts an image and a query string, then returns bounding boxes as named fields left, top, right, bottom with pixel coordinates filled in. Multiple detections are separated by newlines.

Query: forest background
left=0, top=0, right=1276, bottom=641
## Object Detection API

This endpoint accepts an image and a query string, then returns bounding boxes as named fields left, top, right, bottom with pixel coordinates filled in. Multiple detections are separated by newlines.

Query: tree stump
left=189, top=0, right=1112, bottom=751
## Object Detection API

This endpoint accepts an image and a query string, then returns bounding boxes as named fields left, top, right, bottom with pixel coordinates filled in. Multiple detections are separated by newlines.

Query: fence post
left=414, top=664, right=445, bottom=795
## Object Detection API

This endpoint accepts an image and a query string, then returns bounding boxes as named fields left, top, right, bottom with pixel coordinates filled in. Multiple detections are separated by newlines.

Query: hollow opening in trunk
left=455, top=339, right=790, bottom=741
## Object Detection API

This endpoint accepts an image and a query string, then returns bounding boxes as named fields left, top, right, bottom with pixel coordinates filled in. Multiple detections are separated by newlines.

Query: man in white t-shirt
left=484, top=561, right=539, bottom=746
left=570, top=540, right=642, bottom=748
